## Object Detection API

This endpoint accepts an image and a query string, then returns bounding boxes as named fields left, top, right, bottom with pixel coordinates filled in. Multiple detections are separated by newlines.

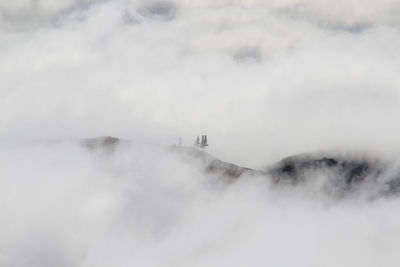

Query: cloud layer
left=2, top=0, right=400, bottom=166
left=1, top=141, right=400, bottom=267
left=2, top=2, right=400, bottom=266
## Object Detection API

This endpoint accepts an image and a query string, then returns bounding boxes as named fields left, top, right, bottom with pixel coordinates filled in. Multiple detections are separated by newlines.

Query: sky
left=2, top=1, right=400, bottom=266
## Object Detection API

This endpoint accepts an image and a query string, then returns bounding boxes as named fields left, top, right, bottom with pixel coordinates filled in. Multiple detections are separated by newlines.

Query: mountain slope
left=81, top=137, right=400, bottom=198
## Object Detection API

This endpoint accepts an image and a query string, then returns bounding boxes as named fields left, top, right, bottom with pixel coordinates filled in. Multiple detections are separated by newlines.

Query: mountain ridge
left=81, top=136, right=400, bottom=198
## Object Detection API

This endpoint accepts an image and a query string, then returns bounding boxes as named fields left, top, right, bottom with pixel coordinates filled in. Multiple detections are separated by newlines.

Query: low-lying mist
left=2, top=0, right=400, bottom=266
left=2, top=141, right=400, bottom=267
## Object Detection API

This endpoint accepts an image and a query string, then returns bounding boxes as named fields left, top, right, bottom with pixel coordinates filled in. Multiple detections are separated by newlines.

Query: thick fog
left=3, top=141, right=400, bottom=267
left=2, top=0, right=400, bottom=266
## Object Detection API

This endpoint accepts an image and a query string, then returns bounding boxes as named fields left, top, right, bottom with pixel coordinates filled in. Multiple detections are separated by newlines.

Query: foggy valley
left=2, top=0, right=400, bottom=266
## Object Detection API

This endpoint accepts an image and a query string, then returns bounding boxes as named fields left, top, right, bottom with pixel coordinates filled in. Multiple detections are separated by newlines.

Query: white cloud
left=2, top=3, right=400, bottom=265
left=2, top=1, right=400, bottom=167
left=1, top=141, right=400, bottom=267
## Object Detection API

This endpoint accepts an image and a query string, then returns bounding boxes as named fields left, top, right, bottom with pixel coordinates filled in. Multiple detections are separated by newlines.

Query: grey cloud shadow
left=322, top=22, right=372, bottom=34
left=137, top=1, right=177, bottom=22
left=0, top=0, right=107, bottom=30
left=122, top=10, right=141, bottom=25
left=0, top=7, right=46, bottom=31
left=276, top=5, right=373, bottom=34
left=53, top=0, right=109, bottom=26
left=232, top=46, right=263, bottom=63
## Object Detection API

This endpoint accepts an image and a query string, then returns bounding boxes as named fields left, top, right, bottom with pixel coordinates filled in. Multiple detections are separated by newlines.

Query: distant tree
left=195, top=134, right=209, bottom=151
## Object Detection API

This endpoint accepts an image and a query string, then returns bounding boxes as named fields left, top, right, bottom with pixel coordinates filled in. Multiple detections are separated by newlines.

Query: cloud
left=137, top=1, right=178, bottom=21
left=232, top=46, right=262, bottom=63
left=2, top=0, right=400, bottom=168
left=2, top=3, right=400, bottom=265
left=0, top=0, right=107, bottom=30
left=1, top=141, right=400, bottom=267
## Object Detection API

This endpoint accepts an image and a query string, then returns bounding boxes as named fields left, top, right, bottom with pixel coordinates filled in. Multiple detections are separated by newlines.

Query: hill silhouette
left=81, top=137, right=400, bottom=198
